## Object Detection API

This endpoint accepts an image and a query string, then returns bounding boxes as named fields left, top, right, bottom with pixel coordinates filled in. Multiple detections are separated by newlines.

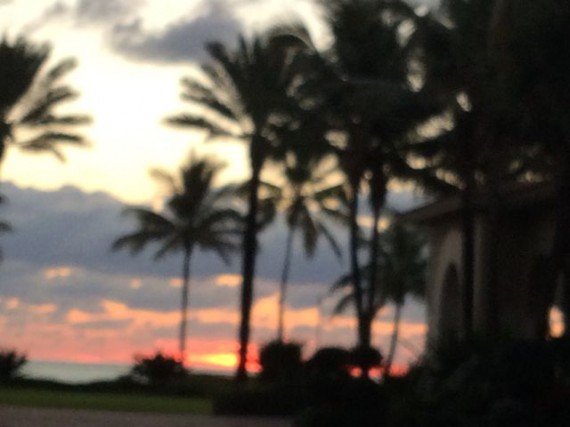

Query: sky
left=0, top=0, right=431, bottom=375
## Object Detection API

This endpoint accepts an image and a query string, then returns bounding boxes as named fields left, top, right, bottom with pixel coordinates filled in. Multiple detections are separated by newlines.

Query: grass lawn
left=0, top=387, right=213, bottom=414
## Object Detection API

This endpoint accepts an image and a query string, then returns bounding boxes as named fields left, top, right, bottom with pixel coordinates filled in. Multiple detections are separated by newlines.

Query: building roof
left=398, top=181, right=556, bottom=224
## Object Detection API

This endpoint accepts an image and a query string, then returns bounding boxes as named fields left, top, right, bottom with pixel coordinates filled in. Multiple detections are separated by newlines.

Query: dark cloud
left=108, top=1, right=242, bottom=64
left=40, top=1, right=69, bottom=20
left=75, top=0, right=140, bottom=24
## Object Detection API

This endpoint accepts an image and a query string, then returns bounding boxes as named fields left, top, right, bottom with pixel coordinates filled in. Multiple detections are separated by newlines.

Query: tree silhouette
left=0, top=35, right=89, bottom=167
left=113, top=153, right=242, bottom=365
left=316, top=0, right=447, bottom=369
left=166, top=27, right=313, bottom=381
left=275, top=156, right=347, bottom=342
left=330, top=221, right=426, bottom=376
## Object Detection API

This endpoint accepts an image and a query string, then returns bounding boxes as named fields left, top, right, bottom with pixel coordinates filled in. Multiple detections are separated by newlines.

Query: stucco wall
left=426, top=207, right=557, bottom=344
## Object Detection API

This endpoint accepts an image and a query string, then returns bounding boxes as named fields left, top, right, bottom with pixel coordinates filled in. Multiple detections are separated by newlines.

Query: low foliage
left=386, top=337, right=570, bottom=427
left=0, top=348, right=27, bottom=383
left=129, top=352, right=189, bottom=388
left=258, top=341, right=303, bottom=383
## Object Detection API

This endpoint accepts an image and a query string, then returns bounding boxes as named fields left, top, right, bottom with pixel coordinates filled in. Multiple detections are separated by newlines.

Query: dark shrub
left=258, top=340, right=303, bottom=383
left=129, top=352, right=188, bottom=387
left=349, top=345, right=382, bottom=374
left=0, top=348, right=27, bottom=383
left=305, top=347, right=351, bottom=380
left=303, top=347, right=351, bottom=405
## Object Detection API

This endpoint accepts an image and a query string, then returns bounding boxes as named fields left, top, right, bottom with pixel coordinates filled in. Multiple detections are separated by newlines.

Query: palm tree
left=166, top=27, right=313, bottom=381
left=112, top=153, right=242, bottom=365
left=317, top=0, right=448, bottom=362
left=0, top=35, right=89, bottom=167
left=379, top=222, right=426, bottom=376
left=330, top=221, right=426, bottom=376
left=275, top=156, right=347, bottom=342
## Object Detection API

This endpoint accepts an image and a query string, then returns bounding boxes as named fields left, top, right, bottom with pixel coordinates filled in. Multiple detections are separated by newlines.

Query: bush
left=129, top=352, right=189, bottom=388
left=258, top=340, right=303, bottom=383
left=387, top=337, right=570, bottom=427
left=349, top=345, right=382, bottom=374
left=305, top=347, right=351, bottom=381
left=0, top=348, right=27, bottom=384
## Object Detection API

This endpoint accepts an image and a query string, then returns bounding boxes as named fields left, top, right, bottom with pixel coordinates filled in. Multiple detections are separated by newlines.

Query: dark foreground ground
left=0, top=405, right=292, bottom=427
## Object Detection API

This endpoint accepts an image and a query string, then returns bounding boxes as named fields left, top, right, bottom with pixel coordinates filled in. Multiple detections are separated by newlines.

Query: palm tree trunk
left=0, top=122, right=9, bottom=164
left=277, top=227, right=295, bottom=343
left=461, top=179, right=475, bottom=338
left=367, top=203, right=382, bottom=328
left=179, top=246, right=193, bottom=366
left=236, top=140, right=263, bottom=383
left=349, top=182, right=365, bottom=346
left=384, top=301, right=403, bottom=378
left=358, top=202, right=383, bottom=379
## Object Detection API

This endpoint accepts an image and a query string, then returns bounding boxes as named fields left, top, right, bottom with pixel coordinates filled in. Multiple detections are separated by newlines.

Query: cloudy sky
left=0, top=0, right=430, bottom=373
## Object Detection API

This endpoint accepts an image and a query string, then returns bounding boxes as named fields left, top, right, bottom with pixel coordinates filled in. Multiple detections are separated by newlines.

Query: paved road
left=0, top=406, right=292, bottom=427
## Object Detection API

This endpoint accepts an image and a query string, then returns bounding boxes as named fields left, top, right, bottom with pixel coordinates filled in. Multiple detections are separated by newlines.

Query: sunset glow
left=0, top=0, right=428, bottom=378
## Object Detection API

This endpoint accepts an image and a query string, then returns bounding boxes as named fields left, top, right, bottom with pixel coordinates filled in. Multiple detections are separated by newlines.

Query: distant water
left=21, top=360, right=130, bottom=384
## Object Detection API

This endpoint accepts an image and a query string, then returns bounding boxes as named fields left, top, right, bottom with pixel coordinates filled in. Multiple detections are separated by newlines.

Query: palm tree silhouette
left=0, top=36, right=89, bottom=167
left=378, top=223, right=425, bottom=376
left=330, top=221, right=426, bottom=376
left=275, top=157, right=347, bottom=342
left=317, top=0, right=445, bottom=363
left=166, top=27, right=312, bottom=381
left=112, top=154, right=242, bottom=365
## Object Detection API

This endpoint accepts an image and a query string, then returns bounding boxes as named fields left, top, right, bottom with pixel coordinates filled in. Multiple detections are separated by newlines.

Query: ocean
left=21, top=360, right=130, bottom=384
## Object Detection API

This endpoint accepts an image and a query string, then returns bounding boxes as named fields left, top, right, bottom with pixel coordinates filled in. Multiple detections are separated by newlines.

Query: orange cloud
left=44, top=266, right=73, bottom=280
left=3, top=297, right=20, bottom=310
left=215, top=274, right=241, bottom=288
left=192, top=308, right=239, bottom=324
left=169, top=277, right=183, bottom=288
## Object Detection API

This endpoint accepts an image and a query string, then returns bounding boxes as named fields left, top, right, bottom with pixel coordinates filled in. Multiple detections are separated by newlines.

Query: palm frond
left=331, top=292, right=354, bottom=316
left=43, top=57, right=77, bottom=85
left=121, top=207, right=176, bottom=231
left=19, top=86, right=79, bottom=125
left=316, top=221, right=343, bottom=259
left=112, top=230, right=172, bottom=254
left=154, top=234, right=183, bottom=260
left=17, top=132, right=87, bottom=161
left=165, top=114, right=240, bottom=140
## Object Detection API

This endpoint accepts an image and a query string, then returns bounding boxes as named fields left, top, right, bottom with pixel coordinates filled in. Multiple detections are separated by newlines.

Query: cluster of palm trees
left=1, top=0, right=568, bottom=383
left=155, top=0, right=569, bottom=380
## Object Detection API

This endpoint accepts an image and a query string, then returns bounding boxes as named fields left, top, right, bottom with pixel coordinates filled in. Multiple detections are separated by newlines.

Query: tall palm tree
left=330, top=221, right=426, bottom=376
left=317, top=0, right=448, bottom=362
left=112, top=154, right=242, bottom=365
left=166, top=27, right=313, bottom=381
left=275, top=156, right=347, bottom=342
left=0, top=35, right=90, bottom=167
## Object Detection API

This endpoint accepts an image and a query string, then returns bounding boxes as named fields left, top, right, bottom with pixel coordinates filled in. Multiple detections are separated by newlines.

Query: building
left=400, top=182, right=568, bottom=346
